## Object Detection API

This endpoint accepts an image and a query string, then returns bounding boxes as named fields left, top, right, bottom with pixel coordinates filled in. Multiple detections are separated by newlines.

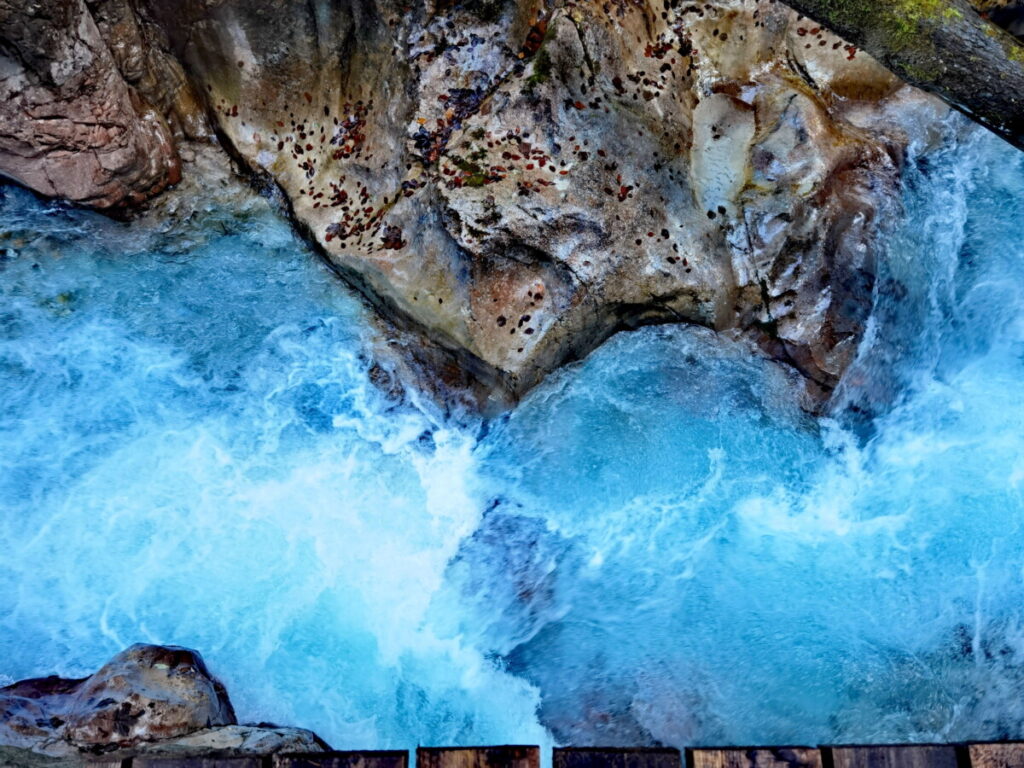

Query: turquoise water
left=1, top=125, right=1023, bottom=749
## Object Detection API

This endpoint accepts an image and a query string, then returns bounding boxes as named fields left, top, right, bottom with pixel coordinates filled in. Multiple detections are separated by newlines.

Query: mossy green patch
left=453, top=156, right=484, bottom=174
left=812, top=0, right=961, bottom=48
left=463, top=0, right=510, bottom=23
left=523, top=49, right=553, bottom=92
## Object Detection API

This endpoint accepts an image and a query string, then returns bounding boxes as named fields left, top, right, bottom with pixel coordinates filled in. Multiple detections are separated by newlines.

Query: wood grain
left=416, top=746, right=539, bottom=768
left=830, top=746, right=958, bottom=768
left=554, top=747, right=680, bottom=768
left=691, top=748, right=822, bottom=768
left=133, top=757, right=262, bottom=768
left=968, top=743, right=1024, bottom=768
left=273, top=750, right=409, bottom=768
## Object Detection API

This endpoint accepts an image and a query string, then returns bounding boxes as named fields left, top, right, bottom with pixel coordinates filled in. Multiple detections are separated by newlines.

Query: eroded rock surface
left=125, top=723, right=326, bottom=757
left=1, top=0, right=952, bottom=406
left=0, top=644, right=235, bottom=757
left=141, top=0, right=945, bottom=405
left=0, top=0, right=204, bottom=208
left=0, top=644, right=327, bottom=765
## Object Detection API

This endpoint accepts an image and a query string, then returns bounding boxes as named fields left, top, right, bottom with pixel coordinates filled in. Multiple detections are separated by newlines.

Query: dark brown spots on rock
left=381, top=225, right=406, bottom=250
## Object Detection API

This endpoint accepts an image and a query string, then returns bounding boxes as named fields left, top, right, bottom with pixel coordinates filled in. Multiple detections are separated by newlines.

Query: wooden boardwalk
left=87, top=743, right=1024, bottom=768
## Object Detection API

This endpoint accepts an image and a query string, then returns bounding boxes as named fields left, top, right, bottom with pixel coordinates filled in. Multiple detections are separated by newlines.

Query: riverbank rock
left=1, top=0, right=951, bottom=407
left=0, top=645, right=326, bottom=764
left=141, top=0, right=944, bottom=407
left=0, top=0, right=204, bottom=209
left=0, top=644, right=238, bottom=757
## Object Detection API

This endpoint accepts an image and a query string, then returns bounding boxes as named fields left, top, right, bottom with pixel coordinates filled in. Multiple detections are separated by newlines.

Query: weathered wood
left=829, top=745, right=959, bottom=768
left=272, top=750, right=409, bottom=768
left=416, top=746, right=539, bottom=768
left=967, top=742, right=1024, bottom=768
left=778, top=0, right=1024, bottom=152
left=132, top=757, right=263, bottom=768
left=554, top=747, right=681, bottom=768
left=690, top=748, right=822, bottom=768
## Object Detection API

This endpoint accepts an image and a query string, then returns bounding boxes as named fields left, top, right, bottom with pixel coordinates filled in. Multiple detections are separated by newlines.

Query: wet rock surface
left=0, top=645, right=324, bottom=764
left=0, top=0, right=952, bottom=406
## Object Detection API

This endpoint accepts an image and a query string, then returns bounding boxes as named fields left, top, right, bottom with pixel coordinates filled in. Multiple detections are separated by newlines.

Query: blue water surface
left=1, top=125, right=1023, bottom=750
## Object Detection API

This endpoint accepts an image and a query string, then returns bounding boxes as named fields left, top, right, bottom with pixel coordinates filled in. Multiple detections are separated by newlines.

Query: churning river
left=2, top=122, right=1024, bottom=751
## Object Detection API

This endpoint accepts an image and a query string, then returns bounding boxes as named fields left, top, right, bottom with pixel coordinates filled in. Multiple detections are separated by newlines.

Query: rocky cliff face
left=0, top=0, right=949, bottom=407
left=0, top=0, right=205, bottom=209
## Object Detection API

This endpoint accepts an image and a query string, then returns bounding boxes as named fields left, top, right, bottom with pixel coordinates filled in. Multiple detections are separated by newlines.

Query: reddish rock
left=0, top=0, right=187, bottom=209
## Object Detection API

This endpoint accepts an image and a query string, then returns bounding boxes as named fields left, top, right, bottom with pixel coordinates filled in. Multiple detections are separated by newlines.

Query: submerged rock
left=0, top=644, right=324, bottom=762
left=0, top=0, right=952, bottom=407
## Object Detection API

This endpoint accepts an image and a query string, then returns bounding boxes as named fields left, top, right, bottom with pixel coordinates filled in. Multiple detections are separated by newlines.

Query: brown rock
left=0, top=0, right=957, bottom=407
left=0, top=644, right=235, bottom=757
left=0, top=0, right=183, bottom=208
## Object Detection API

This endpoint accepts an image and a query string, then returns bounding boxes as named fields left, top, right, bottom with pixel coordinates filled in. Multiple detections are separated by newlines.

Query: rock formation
left=0, top=644, right=324, bottom=762
left=0, top=0, right=204, bottom=209
left=0, top=0, right=957, bottom=407
left=780, top=0, right=1024, bottom=153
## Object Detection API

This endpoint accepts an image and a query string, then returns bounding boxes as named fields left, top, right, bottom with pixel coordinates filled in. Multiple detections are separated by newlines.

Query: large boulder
left=0, top=0, right=204, bottom=208
left=0, top=644, right=235, bottom=757
left=141, top=0, right=943, bottom=407
left=0, top=0, right=953, bottom=406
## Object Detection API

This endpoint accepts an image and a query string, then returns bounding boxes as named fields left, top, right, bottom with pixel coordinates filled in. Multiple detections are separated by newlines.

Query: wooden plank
left=690, top=748, right=822, bottom=768
left=554, top=748, right=681, bottom=768
left=133, top=758, right=263, bottom=768
left=829, top=746, right=959, bottom=768
left=968, top=743, right=1024, bottom=768
left=272, top=750, right=409, bottom=768
left=416, top=746, right=539, bottom=768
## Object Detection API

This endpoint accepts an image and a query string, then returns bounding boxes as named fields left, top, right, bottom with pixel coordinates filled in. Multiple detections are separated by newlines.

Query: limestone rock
left=0, top=725, right=325, bottom=767
left=1, top=0, right=953, bottom=406
left=119, top=724, right=327, bottom=759
left=140, top=0, right=943, bottom=406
